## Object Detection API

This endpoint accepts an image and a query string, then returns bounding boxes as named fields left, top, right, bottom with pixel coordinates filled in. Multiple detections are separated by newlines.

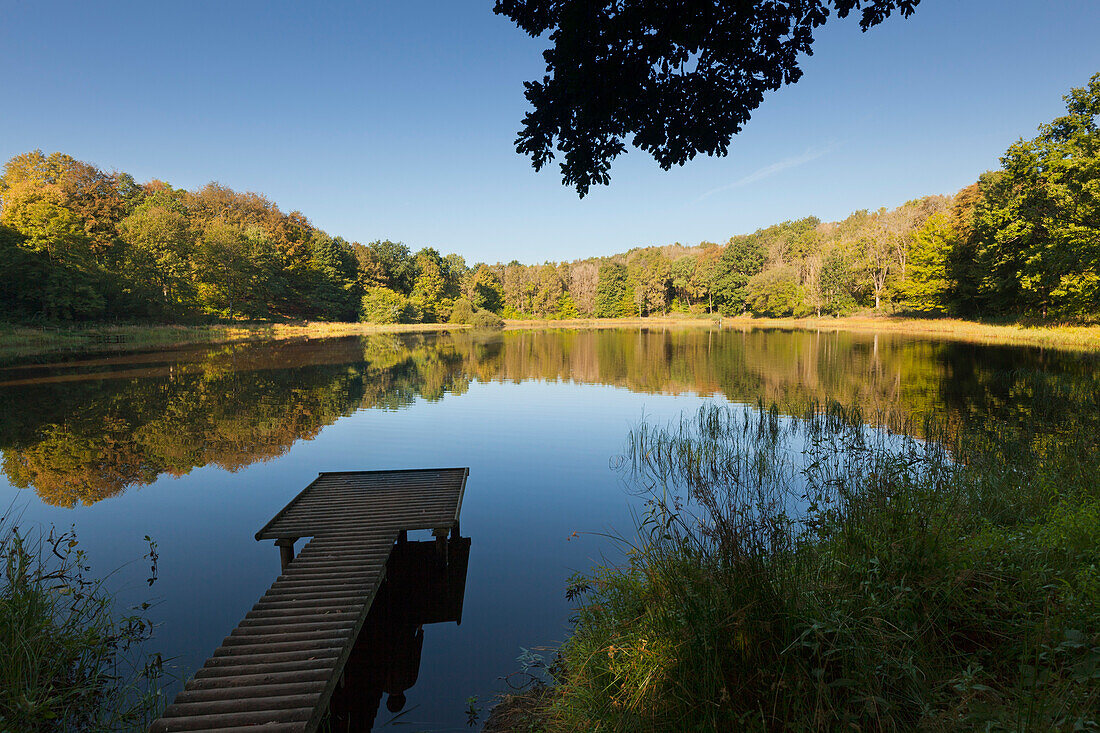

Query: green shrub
left=745, top=265, right=808, bottom=317
left=471, top=309, right=504, bottom=330
left=449, top=297, right=474, bottom=324
left=0, top=522, right=165, bottom=730
left=359, top=286, right=420, bottom=324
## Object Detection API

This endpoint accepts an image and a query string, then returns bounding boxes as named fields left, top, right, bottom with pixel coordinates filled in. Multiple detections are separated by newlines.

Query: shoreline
left=509, top=314, right=1100, bottom=351
left=2, top=314, right=1098, bottom=360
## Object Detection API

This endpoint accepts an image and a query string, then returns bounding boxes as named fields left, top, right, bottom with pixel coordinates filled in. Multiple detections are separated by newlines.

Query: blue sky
left=2, top=1, right=1097, bottom=264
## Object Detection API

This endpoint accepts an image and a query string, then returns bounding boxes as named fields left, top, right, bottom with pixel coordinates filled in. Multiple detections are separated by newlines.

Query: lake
left=1, top=326, right=1096, bottom=730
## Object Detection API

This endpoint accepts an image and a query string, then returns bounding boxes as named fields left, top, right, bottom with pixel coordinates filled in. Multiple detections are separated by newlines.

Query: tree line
left=2, top=73, right=1096, bottom=324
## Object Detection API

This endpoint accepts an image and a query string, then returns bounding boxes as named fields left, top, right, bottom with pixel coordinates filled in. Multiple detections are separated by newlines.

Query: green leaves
left=497, top=1, right=921, bottom=195
left=972, top=73, right=1100, bottom=317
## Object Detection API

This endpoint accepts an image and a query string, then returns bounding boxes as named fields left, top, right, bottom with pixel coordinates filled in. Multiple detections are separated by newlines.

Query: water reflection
left=1, top=328, right=1096, bottom=507
left=327, top=533, right=471, bottom=731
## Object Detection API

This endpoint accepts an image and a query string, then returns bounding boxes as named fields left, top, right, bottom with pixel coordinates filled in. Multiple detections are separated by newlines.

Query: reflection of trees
left=2, top=329, right=1096, bottom=507
left=1, top=349, right=369, bottom=506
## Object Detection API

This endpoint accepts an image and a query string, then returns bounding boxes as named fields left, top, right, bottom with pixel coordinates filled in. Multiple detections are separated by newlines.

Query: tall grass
left=0, top=517, right=165, bottom=731
left=538, top=393, right=1100, bottom=731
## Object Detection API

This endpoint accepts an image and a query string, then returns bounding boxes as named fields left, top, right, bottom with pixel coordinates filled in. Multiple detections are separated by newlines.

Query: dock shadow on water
left=326, top=532, right=471, bottom=731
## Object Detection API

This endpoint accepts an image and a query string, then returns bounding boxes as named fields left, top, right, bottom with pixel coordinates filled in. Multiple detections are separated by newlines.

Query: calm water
left=1, top=327, right=1096, bottom=730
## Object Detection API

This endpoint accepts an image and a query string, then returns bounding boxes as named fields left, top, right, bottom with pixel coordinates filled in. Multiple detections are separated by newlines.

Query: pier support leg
left=432, top=528, right=449, bottom=566
left=275, top=538, right=298, bottom=571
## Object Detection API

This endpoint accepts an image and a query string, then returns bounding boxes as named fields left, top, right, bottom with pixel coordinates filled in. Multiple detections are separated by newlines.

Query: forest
left=1, top=73, right=1097, bottom=325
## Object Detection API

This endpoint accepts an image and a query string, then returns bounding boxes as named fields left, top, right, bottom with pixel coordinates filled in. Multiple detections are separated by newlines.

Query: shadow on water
left=325, top=533, right=472, bottom=731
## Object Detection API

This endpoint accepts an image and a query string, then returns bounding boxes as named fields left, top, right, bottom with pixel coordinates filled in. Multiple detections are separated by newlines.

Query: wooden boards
left=149, top=468, right=469, bottom=733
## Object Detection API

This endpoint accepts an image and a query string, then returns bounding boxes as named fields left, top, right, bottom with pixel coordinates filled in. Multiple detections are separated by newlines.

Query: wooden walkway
left=150, top=467, right=469, bottom=733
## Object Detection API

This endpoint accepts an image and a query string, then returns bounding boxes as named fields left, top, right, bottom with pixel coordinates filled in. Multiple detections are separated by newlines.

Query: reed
left=0, top=517, right=165, bottom=731
left=521, top=384, right=1100, bottom=731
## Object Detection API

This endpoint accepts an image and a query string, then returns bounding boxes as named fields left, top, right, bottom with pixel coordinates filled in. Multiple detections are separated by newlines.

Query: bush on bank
left=448, top=297, right=505, bottom=330
left=0, top=522, right=165, bottom=731
left=497, top=386, right=1100, bottom=731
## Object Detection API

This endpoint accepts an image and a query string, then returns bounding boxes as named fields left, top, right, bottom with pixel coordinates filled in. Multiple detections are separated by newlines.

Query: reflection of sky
left=0, top=378, right=719, bottom=730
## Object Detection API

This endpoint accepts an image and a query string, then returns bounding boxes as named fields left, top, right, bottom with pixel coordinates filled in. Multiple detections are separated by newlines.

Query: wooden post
left=432, top=528, right=449, bottom=566
left=275, top=538, right=298, bottom=571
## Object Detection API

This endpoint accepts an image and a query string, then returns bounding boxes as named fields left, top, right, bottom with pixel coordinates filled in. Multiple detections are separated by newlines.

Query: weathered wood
left=150, top=467, right=469, bottom=733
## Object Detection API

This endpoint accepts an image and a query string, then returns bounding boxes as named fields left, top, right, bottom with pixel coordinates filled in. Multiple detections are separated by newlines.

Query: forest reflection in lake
left=3, top=328, right=1097, bottom=509
left=0, top=327, right=1097, bottom=729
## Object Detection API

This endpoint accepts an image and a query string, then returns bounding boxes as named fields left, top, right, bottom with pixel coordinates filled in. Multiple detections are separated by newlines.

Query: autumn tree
left=119, top=188, right=193, bottom=313
left=567, top=261, right=599, bottom=315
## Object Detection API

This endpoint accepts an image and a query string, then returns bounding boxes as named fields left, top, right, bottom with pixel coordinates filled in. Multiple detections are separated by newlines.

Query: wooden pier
left=150, top=467, right=469, bottom=733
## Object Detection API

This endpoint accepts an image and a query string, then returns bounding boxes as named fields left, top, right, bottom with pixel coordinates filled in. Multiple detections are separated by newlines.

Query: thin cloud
left=695, top=143, right=839, bottom=202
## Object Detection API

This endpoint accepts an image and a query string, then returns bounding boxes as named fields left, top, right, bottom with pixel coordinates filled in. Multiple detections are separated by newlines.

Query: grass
left=0, top=516, right=165, bottom=731
left=0, top=320, right=468, bottom=360
left=4, top=313, right=1099, bottom=360
left=493, top=381, right=1100, bottom=731
left=504, top=314, right=1100, bottom=352
left=717, top=314, right=1100, bottom=352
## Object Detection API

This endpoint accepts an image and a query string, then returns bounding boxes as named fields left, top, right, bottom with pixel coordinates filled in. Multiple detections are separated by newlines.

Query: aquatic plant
left=0, top=518, right=165, bottom=731
left=533, top=392, right=1100, bottom=730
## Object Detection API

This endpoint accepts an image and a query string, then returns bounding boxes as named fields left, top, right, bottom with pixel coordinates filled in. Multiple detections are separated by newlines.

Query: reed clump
left=528, top=386, right=1100, bottom=731
left=0, top=519, right=165, bottom=731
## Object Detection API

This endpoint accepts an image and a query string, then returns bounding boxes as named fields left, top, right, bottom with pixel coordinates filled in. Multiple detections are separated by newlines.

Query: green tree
left=119, top=192, right=193, bottom=313
left=820, top=249, right=856, bottom=315
left=633, top=251, right=671, bottom=315
left=533, top=264, right=566, bottom=315
left=903, top=213, right=952, bottom=312
left=194, top=220, right=256, bottom=318
left=594, top=262, right=628, bottom=317
left=973, top=73, right=1100, bottom=317
left=360, top=286, right=419, bottom=323
left=443, top=253, right=468, bottom=300
left=557, top=291, right=579, bottom=318
left=467, top=264, right=504, bottom=312
left=0, top=181, right=90, bottom=267
left=711, top=236, right=766, bottom=314
left=745, top=266, right=806, bottom=316
left=307, top=232, right=360, bottom=321
left=361, top=240, right=415, bottom=295
left=448, top=297, right=474, bottom=324
left=410, top=248, right=447, bottom=322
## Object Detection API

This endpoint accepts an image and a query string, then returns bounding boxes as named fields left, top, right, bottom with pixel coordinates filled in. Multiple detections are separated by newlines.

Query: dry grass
left=503, top=316, right=716, bottom=330
left=3, top=313, right=1099, bottom=360
left=483, top=687, right=556, bottom=733
left=0, top=321, right=468, bottom=359
left=504, top=314, right=1100, bottom=352
left=723, top=314, right=1100, bottom=351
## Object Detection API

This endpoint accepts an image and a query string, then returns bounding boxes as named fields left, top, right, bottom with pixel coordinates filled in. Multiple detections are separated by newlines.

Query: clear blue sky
left=2, top=1, right=1097, bottom=264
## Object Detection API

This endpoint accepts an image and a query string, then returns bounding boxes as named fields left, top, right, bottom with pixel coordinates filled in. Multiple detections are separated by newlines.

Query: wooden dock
left=150, top=467, right=469, bottom=733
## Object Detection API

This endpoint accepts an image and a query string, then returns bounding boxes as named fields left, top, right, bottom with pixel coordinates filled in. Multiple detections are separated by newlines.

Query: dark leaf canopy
left=495, top=0, right=921, bottom=195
